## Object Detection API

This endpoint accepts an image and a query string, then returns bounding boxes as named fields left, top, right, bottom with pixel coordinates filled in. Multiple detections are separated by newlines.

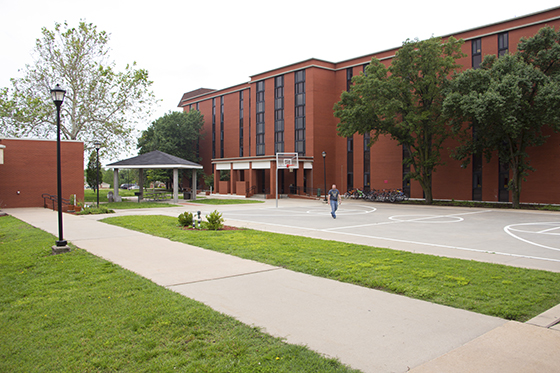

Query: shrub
left=205, top=210, right=224, bottom=230
left=76, top=206, right=114, bottom=215
left=178, top=212, right=194, bottom=227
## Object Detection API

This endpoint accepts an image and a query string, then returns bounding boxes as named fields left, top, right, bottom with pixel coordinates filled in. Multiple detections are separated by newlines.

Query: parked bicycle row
left=343, top=188, right=409, bottom=203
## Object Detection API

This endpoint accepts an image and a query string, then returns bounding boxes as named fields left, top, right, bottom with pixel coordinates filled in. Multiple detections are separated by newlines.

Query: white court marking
left=222, top=208, right=560, bottom=263
left=504, top=222, right=560, bottom=252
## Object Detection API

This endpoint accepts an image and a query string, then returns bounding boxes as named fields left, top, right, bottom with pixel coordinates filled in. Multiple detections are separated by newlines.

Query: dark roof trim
left=107, top=150, right=203, bottom=169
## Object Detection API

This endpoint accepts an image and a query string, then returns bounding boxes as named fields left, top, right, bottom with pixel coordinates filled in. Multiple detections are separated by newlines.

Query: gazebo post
left=192, top=169, right=197, bottom=201
left=113, top=168, right=121, bottom=202
left=138, top=169, right=144, bottom=201
left=173, top=168, right=179, bottom=203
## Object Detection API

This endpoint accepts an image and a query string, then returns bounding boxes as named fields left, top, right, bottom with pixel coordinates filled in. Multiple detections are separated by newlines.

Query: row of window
left=227, top=70, right=307, bottom=157
left=472, top=31, right=508, bottom=69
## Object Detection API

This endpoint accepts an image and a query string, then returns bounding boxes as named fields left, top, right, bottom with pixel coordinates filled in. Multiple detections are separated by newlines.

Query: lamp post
left=51, top=84, right=69, bottom=254
left=94, top=141, right=101, bottom=207
left=322, top=151, right=327, bottom=201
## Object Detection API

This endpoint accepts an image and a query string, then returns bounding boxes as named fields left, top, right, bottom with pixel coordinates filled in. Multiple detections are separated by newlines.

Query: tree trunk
left=511, top=166, right=522, bottom=209
left=422, top=172, right=434, bottom=204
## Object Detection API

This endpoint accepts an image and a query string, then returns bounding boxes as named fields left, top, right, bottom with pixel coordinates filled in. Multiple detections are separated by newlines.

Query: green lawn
left=103, top=215, right=560, bottom=322
left=0, top=216, right=359, bottom=373
left=84, top=188, right=137, bottom=202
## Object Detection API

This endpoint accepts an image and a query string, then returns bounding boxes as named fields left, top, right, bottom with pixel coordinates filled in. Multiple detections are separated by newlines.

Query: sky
left=1, top=0, right=559, bottom=162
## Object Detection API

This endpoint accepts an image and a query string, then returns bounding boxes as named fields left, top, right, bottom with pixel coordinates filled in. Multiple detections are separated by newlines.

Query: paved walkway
left=5, top=203, right=560, bottom=373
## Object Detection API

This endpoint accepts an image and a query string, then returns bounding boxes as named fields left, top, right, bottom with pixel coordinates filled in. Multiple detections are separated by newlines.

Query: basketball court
left=215, top=198, right=560, bottom=272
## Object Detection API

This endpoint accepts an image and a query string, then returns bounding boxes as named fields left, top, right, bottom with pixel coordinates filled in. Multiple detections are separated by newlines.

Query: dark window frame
left=294, top=69, right=306, bottom=155
left=256, top=81, right=265, bottom=156
left=274, top=75, right=284, bottom=154
left=498, top=32, right=509, bottom=56
left=472, top=38, right=482, bottom=69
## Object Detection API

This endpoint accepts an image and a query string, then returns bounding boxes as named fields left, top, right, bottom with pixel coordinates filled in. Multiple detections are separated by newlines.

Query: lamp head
left=50, top=84, right=66, bottom=105
left=322, top=151, right=326, bottom=158
left=94, top=141, right=101, bottom=150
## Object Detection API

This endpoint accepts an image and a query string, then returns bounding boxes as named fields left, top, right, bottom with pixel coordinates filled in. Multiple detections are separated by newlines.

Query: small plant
left=178, top=212, right=194, bottom=227
left=205, top=210, right=224, bottom=230
left=76, top=206, right=114, bottom=215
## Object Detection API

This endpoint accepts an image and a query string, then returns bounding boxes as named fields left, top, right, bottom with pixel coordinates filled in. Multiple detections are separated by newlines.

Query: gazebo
left=107, top=150, right=203, bottom=203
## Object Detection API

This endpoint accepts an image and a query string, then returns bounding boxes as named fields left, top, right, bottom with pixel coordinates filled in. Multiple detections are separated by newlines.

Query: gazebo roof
left=107, top=150, right=203, bottom=169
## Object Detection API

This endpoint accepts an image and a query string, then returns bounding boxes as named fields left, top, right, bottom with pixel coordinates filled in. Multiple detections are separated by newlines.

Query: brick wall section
left=179, top=7, right=560, bottom=205
left=0, top=138, right=84, bottom=209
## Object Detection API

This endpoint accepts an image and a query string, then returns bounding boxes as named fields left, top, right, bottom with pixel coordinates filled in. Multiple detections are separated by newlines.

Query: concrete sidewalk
left=5, top=207, right=560, bottom=373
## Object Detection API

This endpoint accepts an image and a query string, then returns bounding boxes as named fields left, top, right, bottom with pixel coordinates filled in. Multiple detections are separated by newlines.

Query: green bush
left=205, top=210, right=224, bottom=230
left=76, top=206, right=114, bottom=215
left=178, top=212, right=194, bottom=227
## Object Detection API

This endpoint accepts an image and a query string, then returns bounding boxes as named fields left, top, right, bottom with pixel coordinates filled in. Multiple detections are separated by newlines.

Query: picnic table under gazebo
left=107, top=150, right=203, bottom=203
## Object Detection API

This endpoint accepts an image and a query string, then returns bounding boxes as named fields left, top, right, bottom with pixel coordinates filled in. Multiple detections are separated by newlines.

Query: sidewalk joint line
left=165, top=267, right=282, bottom=287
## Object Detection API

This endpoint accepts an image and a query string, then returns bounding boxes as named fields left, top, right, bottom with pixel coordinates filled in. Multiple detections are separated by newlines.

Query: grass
left=102, top=215, right=560, bottom=322
left=106, top=201, right=178, bottom=209
left=83, top=188, right=137, bottom=202
left=76, top=205, right=115, bottom=215
left=0, top=216, right=359, bottom=373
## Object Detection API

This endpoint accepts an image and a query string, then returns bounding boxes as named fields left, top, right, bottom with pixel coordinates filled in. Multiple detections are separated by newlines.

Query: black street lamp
left=322, top=151, right=327, bottom=201
left=94, top=141, right=101, bottom=207
left=51, top=84, right=69, bottom=254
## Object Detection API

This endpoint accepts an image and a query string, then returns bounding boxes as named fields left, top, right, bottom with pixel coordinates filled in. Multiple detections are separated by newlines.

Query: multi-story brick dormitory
left=178, top=6, right=560, bottom=205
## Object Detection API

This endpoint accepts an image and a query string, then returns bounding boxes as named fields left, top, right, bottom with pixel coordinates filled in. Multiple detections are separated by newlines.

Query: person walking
left=328, top=184, right=341, bottom=219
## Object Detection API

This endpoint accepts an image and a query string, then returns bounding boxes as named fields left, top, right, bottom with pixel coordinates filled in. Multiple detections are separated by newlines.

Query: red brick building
left=0, top=138, right=84, bottom=209
left=178, top=7, right=560, bottom=204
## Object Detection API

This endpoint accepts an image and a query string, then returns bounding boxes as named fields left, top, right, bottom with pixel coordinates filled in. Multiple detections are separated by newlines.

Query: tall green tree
left=0, top=21, right=156, bottom=158
left=137, top=110, right=204, bottom=160
left=85, top=150, right=101, bottom=191
left=443, top=26, right=560, bottom=208
left=137, top=110, right=205, bottom=185
left=334, top=37, right=465, bottom=204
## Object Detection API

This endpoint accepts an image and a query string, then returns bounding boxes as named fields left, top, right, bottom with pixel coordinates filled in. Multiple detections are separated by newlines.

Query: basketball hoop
left=275, top=152, right=299, bottom=207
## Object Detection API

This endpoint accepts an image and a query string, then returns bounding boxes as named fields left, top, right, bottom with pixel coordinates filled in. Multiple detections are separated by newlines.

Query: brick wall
left=0, top=138, right=84, bottom=209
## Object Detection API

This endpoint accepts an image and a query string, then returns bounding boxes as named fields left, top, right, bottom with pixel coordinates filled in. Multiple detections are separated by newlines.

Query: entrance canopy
left=107, top=150, right=203, bottom=203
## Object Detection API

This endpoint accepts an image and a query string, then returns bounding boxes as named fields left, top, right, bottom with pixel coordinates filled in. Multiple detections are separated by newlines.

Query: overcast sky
left=1, top=0, right=559, bottom=161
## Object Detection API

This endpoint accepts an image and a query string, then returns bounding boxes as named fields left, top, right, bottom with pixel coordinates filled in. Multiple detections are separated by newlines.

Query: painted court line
left=224, top=216, right=560, bottom=264
left=504, top=223, right=560, bottom=252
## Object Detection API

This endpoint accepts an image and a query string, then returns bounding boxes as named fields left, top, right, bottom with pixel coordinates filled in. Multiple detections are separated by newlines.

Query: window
left=239, top=91, right=244, bottom=157
left=347, top=136, right=353, bottom=189
left=347, top=67, right=354, bottom=189
left=220, top=96, right=224, bottom=158
left=472, top=123, right=482, bottom=200
left=498, top=32, right=508, bottom=56
left=364, top=133, right=370, bottom=190
left=472, top=38, right=482, bottom=69
left=499, top=161, right=509, bottom=202
left=274, top=75, right=284, bottom=153
left=212, top=98, right=216, bottom=159
left=256, top=81, right=265, bottom=156
left=402, top=145, right=411, bottom=197
left=294, top=70, right=306, bottom=155
left=346, top=67, right=353, bottom=91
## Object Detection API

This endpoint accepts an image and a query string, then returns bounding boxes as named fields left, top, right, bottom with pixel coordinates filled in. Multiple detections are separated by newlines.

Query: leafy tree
left=443, top=26, right=560, bottom=208
left=118, top=169, right=138, bottom=187
left=85, top=150, right=101, bottom=191
left=102, top=168, right=114, bottom=187
left=138, top=110, right=204, bottom=160
left=138, top=110, right=205, bottom=185
left=0, top=21, right=156, bottom=158
left=334, top=37, right=465, bottom=204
